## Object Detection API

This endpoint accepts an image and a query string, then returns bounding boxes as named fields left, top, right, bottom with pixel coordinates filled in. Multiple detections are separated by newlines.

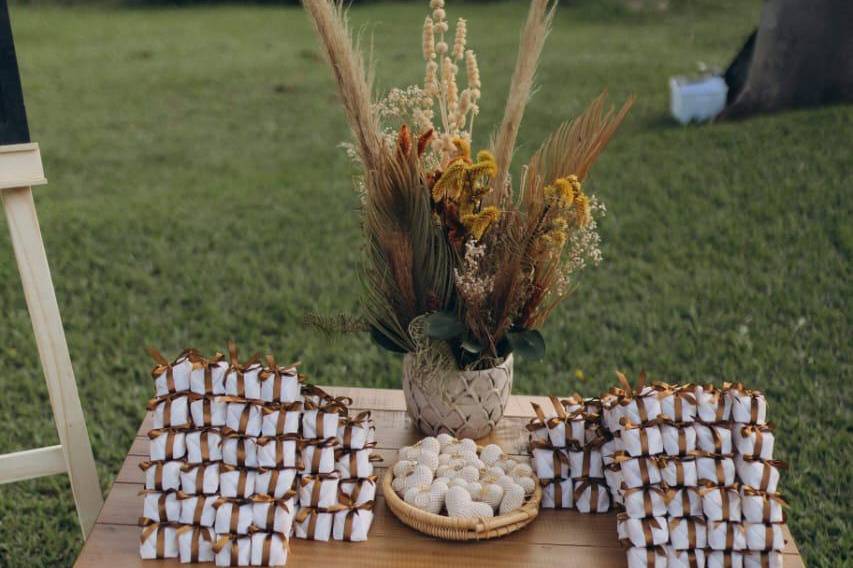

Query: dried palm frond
left=489, top=0, right=557, bottom=203
left=525, top=92, right=635, bottom=197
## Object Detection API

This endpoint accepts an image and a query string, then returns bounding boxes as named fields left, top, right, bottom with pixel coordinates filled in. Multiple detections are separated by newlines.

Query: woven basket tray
left=383, top=453, right=541, bottom=541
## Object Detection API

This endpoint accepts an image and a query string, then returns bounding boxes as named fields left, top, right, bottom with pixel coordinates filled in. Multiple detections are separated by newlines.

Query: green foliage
left=507, top=329, right=546, bottom=360
left=0, top=2, right=849, bottom=566
left=423, top=311, right=466, bottom=340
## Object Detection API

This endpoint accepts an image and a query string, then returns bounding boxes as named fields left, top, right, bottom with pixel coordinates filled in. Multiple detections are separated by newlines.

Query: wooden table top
left=74, top=386, right=803, bottom=568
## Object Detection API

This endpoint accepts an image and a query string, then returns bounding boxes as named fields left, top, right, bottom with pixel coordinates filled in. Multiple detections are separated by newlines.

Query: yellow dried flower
left=432, top=160, right=467, bottom=202
left=467, top=150, right=497, bottom=179
left=566, top=174, right=582, bottom=197
left=462, top=206, right=501, bottom=240
left=574, top=192, right=591, bottom=227
left=451, top=136, right=471, bottom=161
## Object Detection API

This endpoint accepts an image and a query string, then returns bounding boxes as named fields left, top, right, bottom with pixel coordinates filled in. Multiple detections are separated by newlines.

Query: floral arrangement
left=304, top=0, right=632, bottom=371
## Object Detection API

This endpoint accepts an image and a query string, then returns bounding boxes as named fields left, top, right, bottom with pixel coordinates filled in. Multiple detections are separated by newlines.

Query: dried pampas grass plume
left=489, top=0, right=557, bottom=204
left=302, top=0, right=384, bottom=177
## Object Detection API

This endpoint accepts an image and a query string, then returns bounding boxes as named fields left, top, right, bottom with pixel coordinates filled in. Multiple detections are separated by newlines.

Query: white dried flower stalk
left=453, top=18, right=466, bottom=60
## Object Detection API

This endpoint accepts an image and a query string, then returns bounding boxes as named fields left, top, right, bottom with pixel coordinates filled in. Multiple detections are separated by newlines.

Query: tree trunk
left=720, top=0, right=853, bottom=120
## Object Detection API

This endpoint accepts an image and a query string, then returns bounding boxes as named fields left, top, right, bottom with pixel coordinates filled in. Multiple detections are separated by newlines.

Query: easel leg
left=2, top=186, right=103, bottom=537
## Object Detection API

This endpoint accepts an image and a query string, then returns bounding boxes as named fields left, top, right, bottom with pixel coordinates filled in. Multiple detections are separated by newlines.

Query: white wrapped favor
left=662, top=423, right=697, bottom=457
left=139, top=522, right=179, bottom=559
left=190, top=396, right=227, bottom=428
left=338, top=411, right=376, bottom=449
left=707, top=521, right=746, bottom=551
left=255, top=468, right=299, bottom=499
left=740, top=488, right=785, bottom=524
left=601, top=437, right=623, bottom=466
left=294, top=507, right=336, bottom=541
left=531, top=444, right=570, bottom=479
left=336, top=447, right=379, bottom=479
left=659, top=388, right=698, bottom=423
left=260, top=358, right=302, bottom=403
left=180, top=462, right=220, bottom=495
left=141, top=460, right=182, bottom=492
left=620, top=421, right=663, bottom=457
left=604, top=465, right=623, bottom=497
left=569, top=446, right=603, bottom=479
left=213, top=534, right=251, bottom=567
left=729, top=385, right=768, bottom=425
left=225, top=361, right=262, bottom=400
left=250, top=532, right=289, bottom=566
left=226, top=402, right=263, bottom=437
left=302, top=408, right=343, bottom=440
left=702, top=486, right=742, bottom=522
left=697, top=455, right=736, bottom=486
left=735, top=424, right=775, bottom=460
left=186, top=429, right=223, bottom=464
left=261, top=403, right=302, bottom=437
left=735, top=456, right=784, bottom=493
left=299, top=473, right=341, bottom=508
left=214, top=500, right=253, bottom=535
left=142, top=491, right=181, bottom=523
left=252, top=495, right=296, bottom=535
left=189, top=353, right=227, bottom=396
left=573, top=478, right=610, bottom=513
left=667, top=547, right=706, bottom=568
left=622, top=516, right=670, bottom=547
left=333, top=505, right=374, bottom=541
left=222, top=436, right=258, bottom=468
left=177, top=525, right=216, bottom=563
left=540, top=478, right=573, bottom=509
left=301, top=438, right=338, bottom=474
left=151, top=395, right=190, bottom=429
left=256, top=436, right=300, bottom=470
left=744, top=522, right=785, bottom=551
left=179, top=494, right=218, bottom=526
left=623, top=487, right=667, bottom=519
left=668, top=516, right=707, bottom=549
left=618, top=387, right=662, bottom=425
left=696, top=385, right=732, bottom=423
left=626, top=546, right=667, bottom=568
left=666, top=487, right=703, bottom=518
left=219, top=467, right=255, bottom=499
left=743, top=551, right=782, bottom=568
left=150, top=349, right=192, bottom=397
left=660, top=456, right=698, bottom=487
left=148, top=429, right=186, bottom=461
left=707, top=550, right=744, bottom=568
left=339, top=476, right=378, bottom=507
left=619, top=456, right=662, bottom=488
left=695, top=422, right=733, bottom=454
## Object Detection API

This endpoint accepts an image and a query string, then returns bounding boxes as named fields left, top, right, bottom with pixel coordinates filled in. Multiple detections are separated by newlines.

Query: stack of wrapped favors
left=605, top=375, right=788, bottom=568
left=528, top=394, right=611, bottom=513
left=139, top=344, right=378, bottom=567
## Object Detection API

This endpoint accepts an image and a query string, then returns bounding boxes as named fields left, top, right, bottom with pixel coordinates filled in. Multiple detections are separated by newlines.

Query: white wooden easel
left=0, top=142, right=103, bottom=536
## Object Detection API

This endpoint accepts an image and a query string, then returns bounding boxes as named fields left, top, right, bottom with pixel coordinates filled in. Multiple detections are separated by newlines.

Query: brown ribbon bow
left=139, top=518, right=180, bottom=559
left=259, top=354, right=301, bottom=402
left=224, top=341, right=261, bottom=399
left=338, top=476, right=377, bottom=507
left=739, top=423, right=775, bottom=457
left=175, top=524, right=213, bottom=562
left=187, top=350, right=225, bottom=394
left=572, top=478, right=608, bottom=513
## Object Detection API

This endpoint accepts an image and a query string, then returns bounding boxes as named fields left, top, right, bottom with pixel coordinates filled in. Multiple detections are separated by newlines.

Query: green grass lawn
left=0, top=1, right=849, bottom=565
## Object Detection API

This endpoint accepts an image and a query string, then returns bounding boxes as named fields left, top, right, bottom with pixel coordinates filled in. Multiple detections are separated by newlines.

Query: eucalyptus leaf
left=424, top=311, right=466, bottom=340
left=461, top=337, right=484, bottom=354
left=507, top=329, right=546, bottom=360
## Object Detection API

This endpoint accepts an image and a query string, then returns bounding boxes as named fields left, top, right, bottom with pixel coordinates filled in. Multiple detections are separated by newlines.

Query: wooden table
left=75, top=387, right=803, bottom=567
